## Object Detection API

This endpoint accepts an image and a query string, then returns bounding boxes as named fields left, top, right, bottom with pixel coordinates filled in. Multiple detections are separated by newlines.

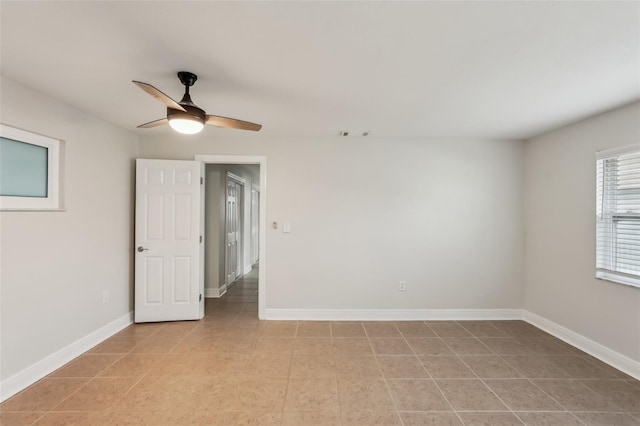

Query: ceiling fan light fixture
left=168, top=117, right=204, bottom=134
left=167, top=110, right=205, bottom=134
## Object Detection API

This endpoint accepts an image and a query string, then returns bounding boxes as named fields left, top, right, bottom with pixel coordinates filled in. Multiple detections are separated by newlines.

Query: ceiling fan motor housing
left=167, top=105, right=206, bottom=126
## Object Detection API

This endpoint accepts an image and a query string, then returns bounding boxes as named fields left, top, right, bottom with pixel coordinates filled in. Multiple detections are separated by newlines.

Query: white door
left=225, top=176, right=244, bottom=286
left=250, top=186, right=260, bottom=264
left=135, top=159, right=203, bottom=323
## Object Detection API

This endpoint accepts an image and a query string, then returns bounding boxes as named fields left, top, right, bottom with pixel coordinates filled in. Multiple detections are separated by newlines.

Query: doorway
left=197, top=155, right=266, bottom=319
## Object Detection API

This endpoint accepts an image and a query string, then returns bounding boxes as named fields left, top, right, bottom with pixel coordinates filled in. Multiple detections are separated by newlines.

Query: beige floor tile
left=426, top=321, right=472, bottom=337
left=533, top=379, right=621, bottom=411
left=479, top=338, right=530, bottom=355
left=544, top=356, right=620, bottom=379
left=50, top=354, right=121, bottom=378
left=441, top=337, right=492, bottom=355
left=331, top=322, right=366, bottom=337
left=170, top=333, right=219, bottom=352
left=400, top=412, right=462, bottom=426
left=296, top=321, right=331, bottom=337
left=515, top=412, right=582, bottom=426
left=218, top=411, right=282, bottom=426
left=457, top=411, right=525, bottom=426
left=460, top=355, right=523, bottom=378
left=159, top=410, right=225, bottom=426
left=435, top=379, right=507, bottom=411
left=406, top=338, right=454, bottom=355
left=363, top=322, right=401, bottom=337
left=457, top=321, right=507, bottom=337
left=98, top=353, right=163, bottom=377
left=110, top=376, right=193, bottom=411
left=369, top=338, right=413, bottom=355
left=130, top=334, right=183, bottom=353
left=242, top=351, right=292, bottom=378
left=281, top=411, right=340, bottom=426
left=334, top=355, right=383, bottom=378
left=394, top=321, right=436, bottom=337
left=225, top=378, right=288, bottom=411
left=284, top=379, right=339, bottom=411
left=337, top=379, right=395, bottom=411
left=254, top=337, right=296, bottom=353
left=145, top=353, right=208, bottom=377
left=341, top=411, right=402, bottom=426
left=53, top=377, right=138, bottom=411
left=502, top=356, right=569, bottom=378
left=92, top=410, right=166, bottom=426
left=387, top=379, right=451, bottom=411
left=293, top=338, right=333, bottom=355
left=517, top=338, right=574, bottom=356
left=332, top=338, right=374, bottom=356
left=572, top=412, right=640, bottom=426
left=204, top=353, right=251, bottom=377
left=32, top=412, right=92, bottom=426
left=214, top=336, right=257, bottom=353
left=90, top=335, right=141, bottom=354
left=2, top=378, right=89, bottom=412
left=484, top=379, right=563, bottom=411
left=377, top=355, right=429, bottom=378
left=489, top=321, right=543, bottom=338
left=262, top=321, right=297, bottom=337
left=420, top=355, right=475, bottom=378
left=0, top=411, right=45, bottom=426
left=289, top=353, right=336, bottom=378
left=580, top=379, right=640, bottom=411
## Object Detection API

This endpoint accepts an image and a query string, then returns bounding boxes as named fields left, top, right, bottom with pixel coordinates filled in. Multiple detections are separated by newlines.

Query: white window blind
left=596, top=145, right=640, bottom=288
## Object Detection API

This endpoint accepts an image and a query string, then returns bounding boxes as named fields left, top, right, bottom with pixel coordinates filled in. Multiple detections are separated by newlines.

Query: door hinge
left=200, top=177, right=203, bottom=185
left=199, top=293, right=202, bottom=302
left=199, top=235, right=203, bottom=243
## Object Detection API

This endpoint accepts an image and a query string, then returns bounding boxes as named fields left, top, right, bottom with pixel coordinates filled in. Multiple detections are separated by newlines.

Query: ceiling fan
left=133, top=71, right=262, bottom=134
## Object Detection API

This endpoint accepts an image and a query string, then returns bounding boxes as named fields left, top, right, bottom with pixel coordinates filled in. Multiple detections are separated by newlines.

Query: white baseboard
left=523, top=310, right=640, bottom=380
left=244, top=264, right=252, bottom=275
left=0, top=312, right=133, bottom=402
left=263, top=308, right=524, bottom=321
left=205, top=284, right=227, bottom=298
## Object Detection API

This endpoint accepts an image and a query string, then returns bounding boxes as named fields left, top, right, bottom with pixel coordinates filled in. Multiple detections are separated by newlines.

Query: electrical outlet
left=102, top=290, right=109, bottom=304
left=399, top=281, right=406, bottom=292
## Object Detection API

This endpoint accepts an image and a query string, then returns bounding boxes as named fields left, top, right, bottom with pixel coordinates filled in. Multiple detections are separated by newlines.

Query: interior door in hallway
left=134, top=159, right=203, bottom=323
left=225, top=173, right=244, bottom=286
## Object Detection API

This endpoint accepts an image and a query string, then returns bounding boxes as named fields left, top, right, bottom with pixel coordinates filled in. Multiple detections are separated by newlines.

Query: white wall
left=0, top=77, right=138, bottom=381
left=140, top=134, right=524, bottom=311
left=524, top=101, right=640, bottom=362
left=205, top=164, right=259, bottom=295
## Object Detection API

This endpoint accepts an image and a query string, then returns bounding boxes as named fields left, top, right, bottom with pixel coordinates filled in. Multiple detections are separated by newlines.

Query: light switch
left=283, top=222, right=292, bottom=233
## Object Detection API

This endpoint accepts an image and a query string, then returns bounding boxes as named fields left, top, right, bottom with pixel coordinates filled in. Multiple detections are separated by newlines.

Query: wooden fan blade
left=206, top=115, right=262, bottom=131
left=133, top=81, right=187, bottom=112
left=137, top=118, right=168, bottom=128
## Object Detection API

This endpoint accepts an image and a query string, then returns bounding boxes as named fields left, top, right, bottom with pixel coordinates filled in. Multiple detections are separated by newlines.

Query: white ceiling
left=1, top=1, right=638, bottom=140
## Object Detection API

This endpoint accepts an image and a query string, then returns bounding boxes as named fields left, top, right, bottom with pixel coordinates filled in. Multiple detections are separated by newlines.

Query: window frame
left=595, top=144, right=640, bottom=289
left=0, top=124, right=62, bottom=211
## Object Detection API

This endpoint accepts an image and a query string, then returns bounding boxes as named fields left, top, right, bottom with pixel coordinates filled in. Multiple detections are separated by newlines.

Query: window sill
left=596, top=271, right=640, bottom=289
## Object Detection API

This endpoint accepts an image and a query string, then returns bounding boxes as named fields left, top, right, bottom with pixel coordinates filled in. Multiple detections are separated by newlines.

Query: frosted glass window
left=0, top=124, right=60, bottom=210
left=0, top=137, right=48, bottom=197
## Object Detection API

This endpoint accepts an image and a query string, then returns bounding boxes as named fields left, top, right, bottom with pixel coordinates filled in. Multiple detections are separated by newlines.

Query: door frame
left=225, top=172, right=246, bottom=289
left=195, top=155, right=267, bottom=320
left=250, top=183, right=260, bottom=265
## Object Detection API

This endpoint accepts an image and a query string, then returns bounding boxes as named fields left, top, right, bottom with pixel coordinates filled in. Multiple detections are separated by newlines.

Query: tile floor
left=2, top=268, right=639, bottom=425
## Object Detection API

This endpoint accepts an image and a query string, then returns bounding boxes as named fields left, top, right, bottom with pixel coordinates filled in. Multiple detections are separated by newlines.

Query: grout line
left=442, top=333, right=526, bottom=425
left=400, top=322, right=465, bottom=426
left=362, top=322, right=404, bottom=426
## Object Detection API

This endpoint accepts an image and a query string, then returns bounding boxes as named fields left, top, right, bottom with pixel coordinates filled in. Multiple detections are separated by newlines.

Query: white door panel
left=135, top=159, right=203, bottom=323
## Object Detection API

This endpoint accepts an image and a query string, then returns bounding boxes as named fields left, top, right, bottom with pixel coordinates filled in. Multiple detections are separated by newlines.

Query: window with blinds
left=596, top=145, right=640, bottom=288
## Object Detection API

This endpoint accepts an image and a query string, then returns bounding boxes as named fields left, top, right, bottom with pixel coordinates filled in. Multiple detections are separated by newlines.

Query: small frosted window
left=0, top=137, right=48, bottom=197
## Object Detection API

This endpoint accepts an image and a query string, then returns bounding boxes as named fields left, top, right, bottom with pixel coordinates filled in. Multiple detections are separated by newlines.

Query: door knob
left=137, top=246, right=149, bottom=252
